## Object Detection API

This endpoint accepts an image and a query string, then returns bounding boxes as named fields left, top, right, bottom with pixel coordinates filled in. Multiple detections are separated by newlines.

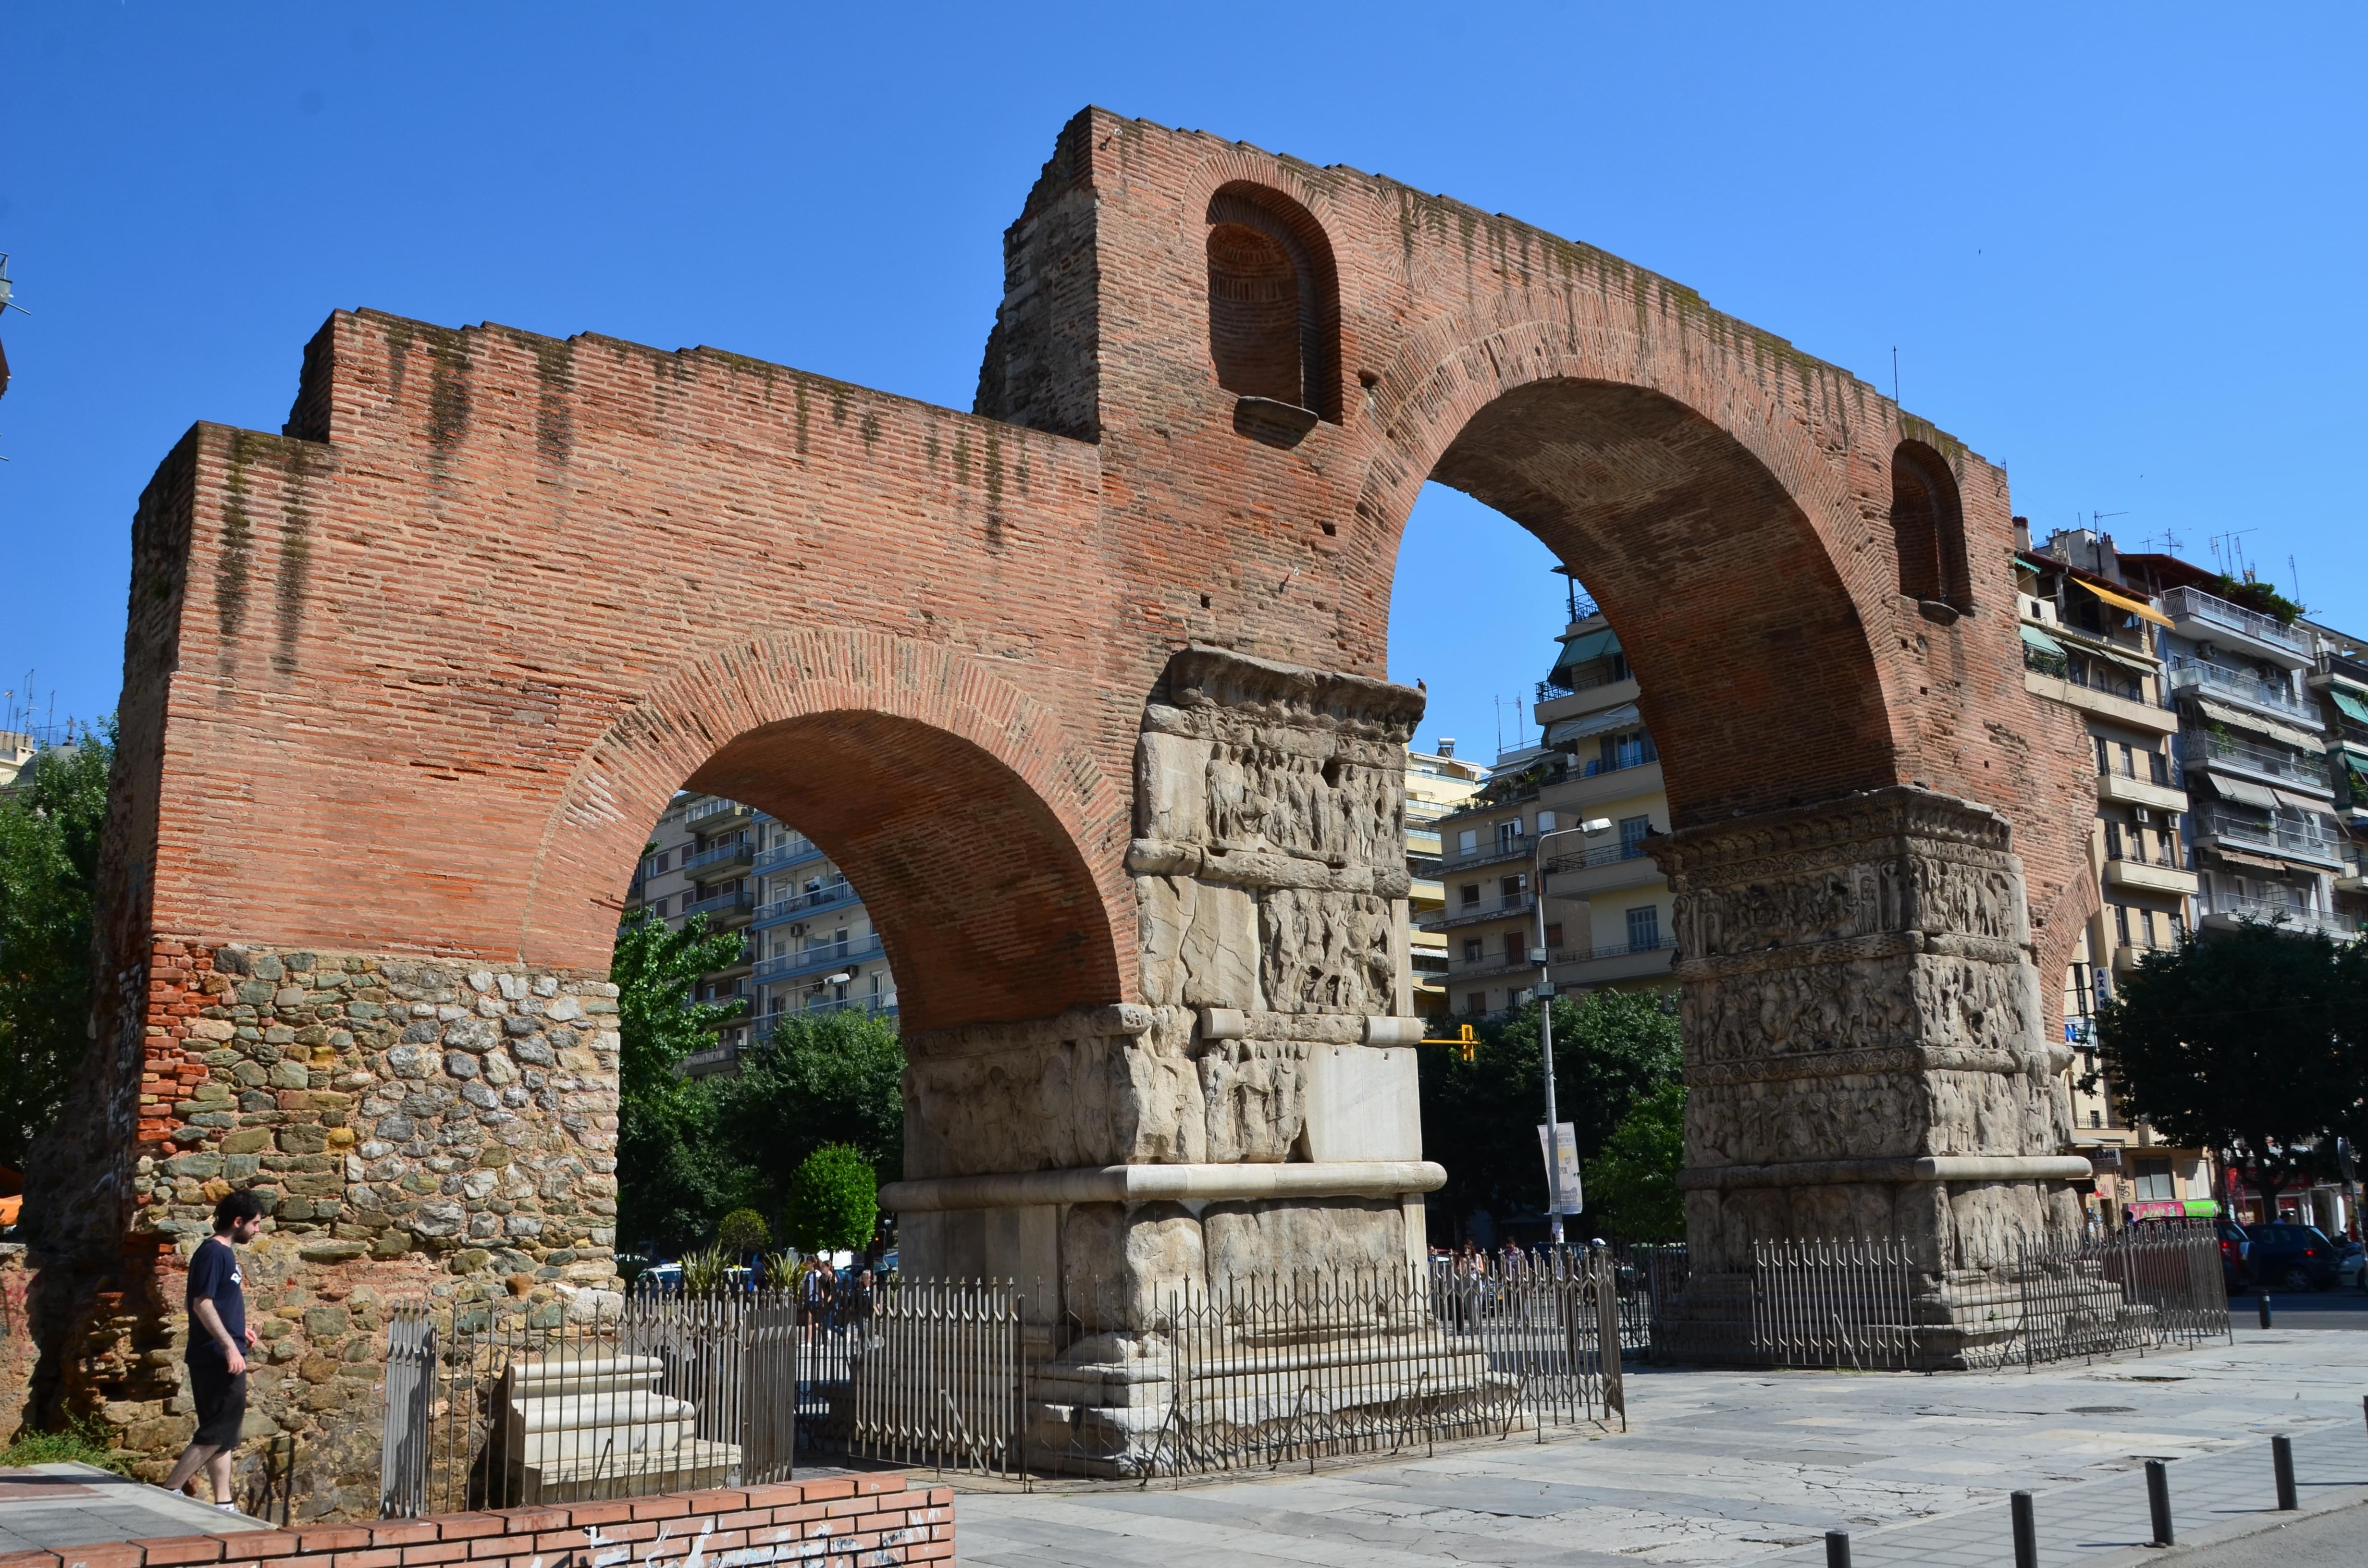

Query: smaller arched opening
left=1206, top=183, right=1341, bottom=425
left=1890, top=440, right=1971, bottom=615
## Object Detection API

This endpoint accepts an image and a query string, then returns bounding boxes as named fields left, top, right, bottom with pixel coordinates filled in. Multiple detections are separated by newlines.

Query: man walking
left=164, top=1191, right=263, bottom=1509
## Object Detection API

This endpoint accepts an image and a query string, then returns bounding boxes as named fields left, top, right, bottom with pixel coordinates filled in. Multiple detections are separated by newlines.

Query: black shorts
left=189, top=1356, right=247, bottom=1449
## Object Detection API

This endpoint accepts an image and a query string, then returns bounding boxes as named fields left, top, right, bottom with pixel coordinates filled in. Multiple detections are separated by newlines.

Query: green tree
left=1584, top=1082, right=1687, bottom=1242
left=716, top=1207, right=771, bottom=1257
left=2098, top=922, right=2350, bottom=1213
left=712, top=1007, right=904, bottom=1211
left=1418, top=989, right=1681, bottom=1233
left=613, top=908, right=750, bottom=1249
left=783, top=1143, right=878, bottom=1255
left=0, top=726, right=113, bottom=1168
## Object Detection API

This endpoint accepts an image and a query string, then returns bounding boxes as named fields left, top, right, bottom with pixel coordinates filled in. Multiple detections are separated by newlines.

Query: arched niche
left=1205, top=182, right=1341, bottom=424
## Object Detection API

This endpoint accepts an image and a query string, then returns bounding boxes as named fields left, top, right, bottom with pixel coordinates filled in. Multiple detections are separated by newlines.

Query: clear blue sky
left=2, top=4, right=2360, bottom=762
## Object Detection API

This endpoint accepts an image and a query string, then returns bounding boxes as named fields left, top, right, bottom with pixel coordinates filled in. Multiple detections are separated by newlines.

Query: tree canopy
left=1418, top=988, right=1682, bottom=1236
left=612, top=912, right=904, bottom=1254
left=0, top=726, right=113, bottom=1169
left=2098, top=921, right=2368, bottom=1208
left=1584, top=1080, right=1687, bottom=1243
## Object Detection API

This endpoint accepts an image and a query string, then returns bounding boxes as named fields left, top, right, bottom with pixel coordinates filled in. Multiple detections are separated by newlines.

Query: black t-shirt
left=185, top=1235, right=246, bottom=1366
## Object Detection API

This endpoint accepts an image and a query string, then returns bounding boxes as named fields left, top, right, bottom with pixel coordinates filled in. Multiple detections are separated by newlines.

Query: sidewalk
left=0, top=1465, right=271, bottom=1554
left=953, top=1326, right=2368, bottom=1567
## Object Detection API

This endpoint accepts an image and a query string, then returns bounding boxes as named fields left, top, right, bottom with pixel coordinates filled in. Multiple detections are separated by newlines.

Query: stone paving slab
left=0, top=1463, right=271, bottom=1553
left=955, top=1327, right=2368, bottom=1567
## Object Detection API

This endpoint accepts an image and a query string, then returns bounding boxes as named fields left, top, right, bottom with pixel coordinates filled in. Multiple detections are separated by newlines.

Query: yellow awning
left=2076, top=579, right=2174, bottom=629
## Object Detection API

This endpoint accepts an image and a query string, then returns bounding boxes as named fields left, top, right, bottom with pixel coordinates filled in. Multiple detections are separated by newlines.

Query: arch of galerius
left=29, top=108, right=2097, bottom=1495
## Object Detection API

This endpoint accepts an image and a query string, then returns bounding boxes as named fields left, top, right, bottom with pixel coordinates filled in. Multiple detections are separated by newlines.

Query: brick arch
left=1352, top=312, right=1901, bottom=825
left=518, top=630, right=1133, bottom=1031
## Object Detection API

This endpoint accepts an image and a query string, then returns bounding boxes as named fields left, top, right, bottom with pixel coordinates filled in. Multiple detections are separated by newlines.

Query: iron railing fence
left=379, top=1291, right=798, bottom=1518
left=790, top=1254, right=1627, bottom=1482
left=1643, top=1224, right=2229, bottom=1371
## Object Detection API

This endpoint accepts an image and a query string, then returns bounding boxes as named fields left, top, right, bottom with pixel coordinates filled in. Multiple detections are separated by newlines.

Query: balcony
left=1441, top=835, right=1535, bottom=873
left=679, top=888, right=754, bottom=926
left=751, top=880, right=863, bottom=929
left=752, top=932, right=885, bottom=984
left=1561, top=755, right=1665, bottom=808
left=1533, top=673, right=1641, bottom=723
left=2023, top=654, right=2177, bottom=734
left=1449, top=953, right=1541, bottom=984
left=1421, top=890, right=1537, bottom=931
left=2096, top=770, right=2188, bottom=813
left=2176, top=732, right=2332, bottom=795
left=2195, top=892, right=2358, bottom=941
left=682, top=797, right=754, bottom=829
left=2101, top=857, right=2198, bottom=897
left=2191, top=805, right=2345, bottom=870
left=1544, top=838, right=1664, bottom=896
left=1550, top=934, right=1678, bottom=984
left=2161, top=586, right=2313, bottom=669
left=2166, top=660, right=2316, bottom=723
left=752, top=835, right=828, bottom=878
left=681, top=836, right=754, bottom=878
left=753, top=994, right=900, bottom=1037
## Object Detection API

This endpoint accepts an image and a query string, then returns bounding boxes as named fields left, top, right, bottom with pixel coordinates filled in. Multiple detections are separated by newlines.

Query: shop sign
left=2127, top=1198, right=2220, bottom=1220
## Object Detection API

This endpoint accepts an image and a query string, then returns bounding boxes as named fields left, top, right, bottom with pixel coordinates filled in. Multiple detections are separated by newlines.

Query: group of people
left=795, top=1255, right=877, bottom=1337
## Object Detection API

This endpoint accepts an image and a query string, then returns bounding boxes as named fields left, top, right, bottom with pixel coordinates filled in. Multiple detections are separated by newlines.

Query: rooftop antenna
left=1891, top=346, right=1900, bottom=404
left=2289, top=554, right=2302, bottom=603
left=1494, top=696, right=1505, bottom=759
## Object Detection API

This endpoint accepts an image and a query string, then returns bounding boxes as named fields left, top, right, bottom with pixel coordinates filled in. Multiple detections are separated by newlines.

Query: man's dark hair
left=213, top=1190, right=266, bottom=1234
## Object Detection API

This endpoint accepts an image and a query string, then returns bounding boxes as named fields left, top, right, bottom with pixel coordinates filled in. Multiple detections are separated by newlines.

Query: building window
left=1537, top=811, right=1557, bottom=833
left=1503, top=931, right=1525, bottom=966
left=1462, top=938, right=1483, bottom=964
left=2105, top=821, right=2125, bottom=860
left=2090, top=1109, right=2103, bottom=1129
left=656, top=851, right=672, bottom=873
left=1458, top=829, right=1478, bottom=856
left=2131, top=1156, right=2175, bottom=1202
left=1543, top=923, right=1563, bottom=949
left=1626, top=906, right=1661, bottom=952
left=2114, top=904, right=2132, bottom=947
left=1461, top=883, right=1480, bottom=909
left=2149, top=749, right=2170, bottom=785
left=2119, top=742, right=2137, bottom=779
left=1495, top=819, right=1525, bottom=854
left=1465, top=993, right=1488, bottom=1018
left=2094, top=736, right=2110, bottom=776
left=1500, top=874, right=1526, bottom=904
left=1620, top=815, right=1652, bottom=855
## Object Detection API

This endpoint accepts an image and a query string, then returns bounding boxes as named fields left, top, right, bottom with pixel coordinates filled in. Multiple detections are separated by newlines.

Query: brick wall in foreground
left=0, top=1475, right=950, bottom=1568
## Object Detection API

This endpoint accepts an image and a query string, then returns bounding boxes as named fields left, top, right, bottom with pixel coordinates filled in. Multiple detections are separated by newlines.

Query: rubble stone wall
left=28, top=941, right=619, bottom=1517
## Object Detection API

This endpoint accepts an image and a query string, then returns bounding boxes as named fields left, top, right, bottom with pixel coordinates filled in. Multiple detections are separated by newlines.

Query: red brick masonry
left=0, top=1476, right=951, bottom=1568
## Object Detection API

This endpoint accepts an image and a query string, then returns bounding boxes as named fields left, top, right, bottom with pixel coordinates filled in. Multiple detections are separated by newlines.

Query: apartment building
left=1422, top=576, right=1676, bottom=1017
left=2011, top=530, right=2208, bottom=1229
left=624, top=793, right=898, bottom=1078
left=1405, top=744, right=1490, bottom=1015
left=2023, top=527, right=2367, bottom=1231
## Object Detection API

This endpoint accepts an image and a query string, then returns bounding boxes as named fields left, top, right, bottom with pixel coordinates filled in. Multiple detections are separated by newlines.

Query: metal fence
left=1644, top=1224, right=2230, bottom=1371
left=789, top=1251, right=1626, bottom=1482
left=380, top=1291, right=798, bottom=1518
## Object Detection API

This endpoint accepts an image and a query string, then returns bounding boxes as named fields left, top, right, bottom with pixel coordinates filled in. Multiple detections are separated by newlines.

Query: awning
left=2193, top=698, right=2323, bottom=753
left=2332, top=688, right=2368, bottom=728
left=2200, top=771, right=2281, bottom=810
left=2073, top=578, right=2175, bottom=629
left=2081, top=638, right=2158, bottom=676
left=2270, top=786, right=2336, bottom=815
left=1554, top=627, right=1620, bottom=667
left=1542, top=702, right=1641, bottom=747
left=2207, top=847, right=2289, bottom=872
left=2020, top=623, right=2067, bottom=657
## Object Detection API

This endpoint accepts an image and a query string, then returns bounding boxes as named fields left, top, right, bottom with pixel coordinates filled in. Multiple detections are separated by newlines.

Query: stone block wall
left=0, top=1475, right=951, bottom=1568
left=27, top=942, right=621, bottom=1517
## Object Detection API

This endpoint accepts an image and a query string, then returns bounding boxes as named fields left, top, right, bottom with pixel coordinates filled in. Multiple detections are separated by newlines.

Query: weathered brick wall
left=0, top=1475, right=950, bottom=1568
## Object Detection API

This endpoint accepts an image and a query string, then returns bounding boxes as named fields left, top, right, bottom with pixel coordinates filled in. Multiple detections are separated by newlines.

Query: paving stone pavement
left=951, top=1325, right=2368, bottom=1568
left=0, top=1463, right=273, bottom=1552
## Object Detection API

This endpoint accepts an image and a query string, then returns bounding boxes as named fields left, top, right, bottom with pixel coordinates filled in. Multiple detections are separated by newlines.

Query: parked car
left=2241, top=1223, right=2341, bottom=1292
left=2216, top=1220, right=2251, bottom=1293
left=2338, top=1241, right=2368, bottom=1291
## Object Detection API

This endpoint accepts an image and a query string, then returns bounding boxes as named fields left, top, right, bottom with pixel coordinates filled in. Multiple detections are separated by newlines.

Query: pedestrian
left=164, top=1191, right=264, bottom=1510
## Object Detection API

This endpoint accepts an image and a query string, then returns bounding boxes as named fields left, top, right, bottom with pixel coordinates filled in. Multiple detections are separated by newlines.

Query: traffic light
left=1422, top=1023, right=1478, bottom=1062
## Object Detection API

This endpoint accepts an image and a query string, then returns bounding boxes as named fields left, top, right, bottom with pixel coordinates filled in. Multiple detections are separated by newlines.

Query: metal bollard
left=1825, top=1530, right=1851, bottom=1568
left=2273, top=1434, right=2297, bottom=1510
left=2146, top=1459, right=2174, bottom=1546
left=2011, top=1490, right=2037, bottom=1568
left=2258, top=1292, right=2272, bottom=1329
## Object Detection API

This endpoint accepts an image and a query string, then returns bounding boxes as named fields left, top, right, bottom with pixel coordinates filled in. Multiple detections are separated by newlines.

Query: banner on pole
left=1537, top=1121, right=1583, bottom=1215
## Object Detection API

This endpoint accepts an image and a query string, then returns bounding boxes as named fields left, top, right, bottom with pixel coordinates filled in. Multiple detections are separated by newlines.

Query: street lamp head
left=1579, top=818, right=1613, bottom=833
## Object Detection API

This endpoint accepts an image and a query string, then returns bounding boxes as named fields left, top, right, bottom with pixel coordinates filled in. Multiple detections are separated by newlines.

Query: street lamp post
left=1530, top=818, right=1611, bottom=1248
